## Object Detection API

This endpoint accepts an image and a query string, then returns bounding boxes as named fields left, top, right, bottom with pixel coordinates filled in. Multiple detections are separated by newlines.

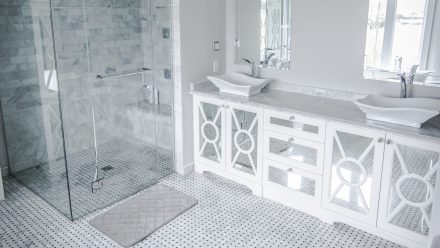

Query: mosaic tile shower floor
left=11, top=138, right=174, bottom=219
left=0, top=172, right=404, bottom=248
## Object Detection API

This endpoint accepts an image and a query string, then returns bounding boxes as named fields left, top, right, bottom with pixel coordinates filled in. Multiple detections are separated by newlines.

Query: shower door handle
left=143, top=84, right=159, bottom=105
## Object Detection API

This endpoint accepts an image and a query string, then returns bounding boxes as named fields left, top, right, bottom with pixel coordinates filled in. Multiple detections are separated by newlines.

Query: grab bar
left=96, top=67, right=151, bottom=80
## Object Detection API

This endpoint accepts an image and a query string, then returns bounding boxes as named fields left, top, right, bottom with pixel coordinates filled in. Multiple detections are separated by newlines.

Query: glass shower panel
left=0, top=0, right=174, bottom=221
left=0, top=2, right=71, bottom=217
left=51, top=0, right=173, bottom=219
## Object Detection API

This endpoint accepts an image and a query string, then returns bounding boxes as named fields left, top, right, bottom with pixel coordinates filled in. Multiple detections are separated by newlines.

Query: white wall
left=226, top=0, right=440, bottom=98
left=177, top=0, right=226, bottom=169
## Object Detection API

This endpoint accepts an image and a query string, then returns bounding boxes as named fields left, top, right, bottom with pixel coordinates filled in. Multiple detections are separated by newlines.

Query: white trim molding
left=0, top=167, right=4, bottom=200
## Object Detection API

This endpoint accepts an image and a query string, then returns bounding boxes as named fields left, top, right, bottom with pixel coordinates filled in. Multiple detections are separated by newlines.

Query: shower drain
left=101, top=166, right=114, bottom=172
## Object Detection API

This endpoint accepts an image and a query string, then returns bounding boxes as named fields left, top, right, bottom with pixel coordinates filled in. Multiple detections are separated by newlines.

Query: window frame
left=372, top=0, right=438, bottom=71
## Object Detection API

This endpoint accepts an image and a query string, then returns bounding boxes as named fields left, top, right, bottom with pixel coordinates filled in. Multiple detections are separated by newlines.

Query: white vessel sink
left=207, top=72, right=271, bottom=97
left=355, top=95, right=440, bottom=128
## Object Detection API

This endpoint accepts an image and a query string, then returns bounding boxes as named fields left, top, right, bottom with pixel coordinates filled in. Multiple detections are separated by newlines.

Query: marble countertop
left=192, top=82, right=440, bottom=141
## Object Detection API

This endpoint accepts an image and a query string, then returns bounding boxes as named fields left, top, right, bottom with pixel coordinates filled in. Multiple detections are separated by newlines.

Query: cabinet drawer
left=263, top=130, right=324, bottom=175
left=264, top=110, right=326, bottom=142
left=263, top=159, right=322, bottom=208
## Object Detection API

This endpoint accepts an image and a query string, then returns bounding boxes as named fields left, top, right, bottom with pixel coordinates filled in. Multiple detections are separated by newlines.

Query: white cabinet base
left=263, top=177, right=426, bottom=248
left=195, top=162, right=263, bottom=196
left=329, top=210, right=426, bottom=248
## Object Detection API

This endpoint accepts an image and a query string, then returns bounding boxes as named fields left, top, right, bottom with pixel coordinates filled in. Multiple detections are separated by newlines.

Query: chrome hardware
left=289, top=116, right=295, bottom=121
left=377, top=138, right=384, bottom=143
left=242, top=58, right=257, bottom=78
left=399, top=65, right=418, bottom=98
left=386, top=139, right=392, bottom=145
left=96, top=67, right=151, bottom=80
left=288, top=137, right=294, bottom=143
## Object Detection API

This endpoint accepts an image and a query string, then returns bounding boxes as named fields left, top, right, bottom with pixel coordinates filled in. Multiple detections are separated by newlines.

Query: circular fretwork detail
left=395, top=174, right=434, bottom=208
left=335, top=158, right=368, bottom=187
left=201, top=121, right=219, bottom=144
left=233, top=130, right=255, bottom=155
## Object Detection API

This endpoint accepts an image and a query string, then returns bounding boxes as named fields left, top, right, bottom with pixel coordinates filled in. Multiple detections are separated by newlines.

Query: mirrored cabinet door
left=226, top=102, right=263, bottom=182
left=194, top=96, right=226, bottom=170
left=322, top=122, right=385, bottom=225
left=378, top=134, right=440, bottom=243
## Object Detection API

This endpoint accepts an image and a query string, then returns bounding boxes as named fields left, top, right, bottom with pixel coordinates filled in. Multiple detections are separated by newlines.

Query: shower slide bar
left=96, top=67, right=151, bottom=80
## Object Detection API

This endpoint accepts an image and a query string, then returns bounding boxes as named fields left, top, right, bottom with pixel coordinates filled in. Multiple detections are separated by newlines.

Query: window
left=364, top=0, right=440, bottom=85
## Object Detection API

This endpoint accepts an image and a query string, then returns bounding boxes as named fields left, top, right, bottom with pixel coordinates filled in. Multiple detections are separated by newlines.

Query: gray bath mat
left=89, top=184, right=197, bottom=247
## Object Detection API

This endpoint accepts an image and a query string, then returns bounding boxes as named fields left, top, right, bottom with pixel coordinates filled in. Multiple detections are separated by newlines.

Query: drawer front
left=263, top=130, right=324, bottom=175
left=263, top=159, right=322, bottom=205
left=264, top=110, right=326, bottom=142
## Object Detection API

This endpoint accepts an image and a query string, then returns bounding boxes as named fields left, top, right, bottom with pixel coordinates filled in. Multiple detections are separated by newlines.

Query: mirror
left=363, top=0, right=440, bottom=86
left=234, top=0, right=293, bottom=70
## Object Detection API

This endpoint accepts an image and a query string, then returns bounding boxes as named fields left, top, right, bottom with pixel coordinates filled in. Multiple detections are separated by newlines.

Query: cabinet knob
left=377, top=138, right=384, bottom=143
left=286, top=168, right=294, bottom=173
left=386, top=139, right=392, bottom=145
left=289, top=116, right=295, bottom=121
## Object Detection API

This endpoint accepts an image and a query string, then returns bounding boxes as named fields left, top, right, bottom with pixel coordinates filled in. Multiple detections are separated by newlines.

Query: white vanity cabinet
left=322, top=122, right=386, bottom=225
left=193, top=92, right=440, bottom=248
left=378, top=134, right=440, bottom=244
left=193, top=95, right=264, bottom=194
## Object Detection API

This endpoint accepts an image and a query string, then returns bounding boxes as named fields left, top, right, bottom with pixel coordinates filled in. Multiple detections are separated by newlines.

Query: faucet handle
left=410, top=65, right=419, bottom=74
left=242, top=58, right=254, bottom=65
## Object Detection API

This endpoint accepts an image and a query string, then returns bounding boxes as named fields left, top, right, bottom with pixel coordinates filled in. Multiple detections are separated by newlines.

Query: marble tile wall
left=0, top=2, right=65, bottom=173
left=0, top=0, right=174, bottom=173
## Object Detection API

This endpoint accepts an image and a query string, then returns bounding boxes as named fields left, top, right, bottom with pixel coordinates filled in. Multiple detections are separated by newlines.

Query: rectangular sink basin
left=207, top=72, right=271, bottom=97
left=355, top=95, right=440, bottom=128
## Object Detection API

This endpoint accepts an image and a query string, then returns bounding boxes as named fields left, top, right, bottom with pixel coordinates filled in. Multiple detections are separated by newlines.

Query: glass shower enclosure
left=0, top=0, right=174, bottom=220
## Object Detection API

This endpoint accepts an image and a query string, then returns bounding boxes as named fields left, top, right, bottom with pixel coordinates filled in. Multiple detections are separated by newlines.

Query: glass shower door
left=51, top=0, right=174, bottom=219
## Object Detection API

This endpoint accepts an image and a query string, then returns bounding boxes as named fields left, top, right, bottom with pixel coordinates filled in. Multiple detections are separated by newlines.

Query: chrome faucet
left=242, top=58, right=257, bottom=78
left=399, top=65, right=419, bottom=98
left=261, top=53, right=276, bottom=66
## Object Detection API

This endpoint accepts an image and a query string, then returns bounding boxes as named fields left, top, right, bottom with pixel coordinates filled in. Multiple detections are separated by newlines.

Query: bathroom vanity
left=192, top=82, right=440, bottom=248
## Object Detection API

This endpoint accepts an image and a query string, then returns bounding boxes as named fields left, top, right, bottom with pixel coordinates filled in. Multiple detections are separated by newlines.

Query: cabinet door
left=322, top=122, right=385, bottom=225
left=226, top=102, right=263, bottom=183
left=378, top=134, right=440, bottom=243
left=193, top=95, right=226, bottom=170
